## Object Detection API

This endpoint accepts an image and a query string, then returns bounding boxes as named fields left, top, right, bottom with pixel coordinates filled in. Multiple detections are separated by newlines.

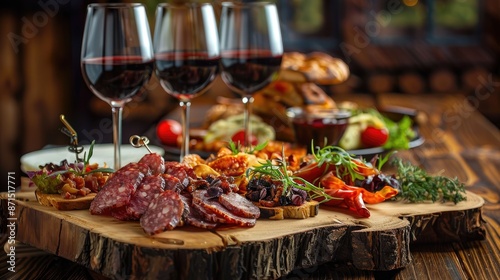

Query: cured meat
left=126, top=175, right=165, bottom=220
left=115, top=162, right=151, bottom=177
left=178, top=194, right=191, bottom=225
left=191, top=202, right=226, bottom=224
left=185, top=177, right=210, bottom=193
left=111, top=206, right=130, bottom=221
left=90, top=169, right=144, bottom=215
left=139, top=153, right=165, bottom=175
left=192, top=190, right=256, bottom=227
left=161, top=174, right=184, bottom=193
left=219, top=192, right=261, bottom=219
left=140, top=190, right=184, bottom=235
left=186, top=206, right=218, bottom=229
left=164, top=161, right=196, bottom=183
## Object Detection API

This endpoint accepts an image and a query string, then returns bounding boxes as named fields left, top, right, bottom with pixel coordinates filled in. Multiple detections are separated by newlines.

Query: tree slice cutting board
left=1, top=190, right=485, bottom=280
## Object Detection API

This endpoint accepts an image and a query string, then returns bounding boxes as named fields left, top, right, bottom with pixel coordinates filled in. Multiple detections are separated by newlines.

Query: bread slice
left=256, top=200, right=320, bottom=220
left=35, top=189, right=96, bottom=210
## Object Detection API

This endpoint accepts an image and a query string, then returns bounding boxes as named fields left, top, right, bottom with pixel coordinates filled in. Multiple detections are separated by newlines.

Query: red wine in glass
left=219, top=2, right=283, bottom=147
left=81, top=3, right=154, bottom=170
left=220, top=50, right=282, bottom=95
left=82, top=56, right=154, bottom=101
left=155, top=52, right=219, bottom=101
left=154, top=3, right=220, bottom=161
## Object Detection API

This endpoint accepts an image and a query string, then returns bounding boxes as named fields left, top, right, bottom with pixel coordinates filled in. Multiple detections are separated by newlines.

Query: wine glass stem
left=180, top=101, right=191, bottom=161
left=111, top=105, right=123, bottom=170
left=242, top=95, right=254, bottom=147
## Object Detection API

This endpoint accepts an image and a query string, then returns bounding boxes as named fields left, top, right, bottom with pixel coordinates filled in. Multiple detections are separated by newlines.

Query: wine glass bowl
left=219, top=2, right=283, bottom=147
left=81, top=3, right=154, bottom=169
left=153, top=3, right=220, bottom=160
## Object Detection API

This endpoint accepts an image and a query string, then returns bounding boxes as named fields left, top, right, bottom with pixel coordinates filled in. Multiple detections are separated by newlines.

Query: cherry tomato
left=156, top=119, right=182, bottom=146
left=231, top=130, right=258, bottom=146
left=361, top=126, right=389, bottom=147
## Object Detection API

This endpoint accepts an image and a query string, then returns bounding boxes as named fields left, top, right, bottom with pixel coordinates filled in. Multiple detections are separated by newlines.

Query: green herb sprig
left=311, top=145, right=369, bottom=182
left=246, top=148, right=339, bottom=202
left=392, top=158, right=466, bottom=204
left=228, top=140, right=268, bottom=155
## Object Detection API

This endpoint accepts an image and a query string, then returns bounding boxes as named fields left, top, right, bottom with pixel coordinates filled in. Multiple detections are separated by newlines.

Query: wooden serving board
left=2, top=190, right=485, bottom=280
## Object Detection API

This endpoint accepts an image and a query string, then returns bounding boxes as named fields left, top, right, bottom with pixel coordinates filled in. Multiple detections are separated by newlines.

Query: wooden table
left=1, top=93, right=499, bottom=280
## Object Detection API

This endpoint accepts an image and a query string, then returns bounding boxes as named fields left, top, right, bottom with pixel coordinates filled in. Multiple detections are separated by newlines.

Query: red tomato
left=156, top=119, right=182, bottom=146
left=231, top=130, right=258, bottom=146
left=361, top=126, right=389, bottom=147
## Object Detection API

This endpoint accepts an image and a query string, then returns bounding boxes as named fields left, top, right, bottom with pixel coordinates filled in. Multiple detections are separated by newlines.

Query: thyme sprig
left=392, top=158, right=466, bottom=204
left=246, top=149, right=338, bottom=202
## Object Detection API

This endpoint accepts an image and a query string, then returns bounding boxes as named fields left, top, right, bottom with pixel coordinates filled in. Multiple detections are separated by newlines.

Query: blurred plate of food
left=153, top=51, right=423, bottom=159
left=21, top=144, right=165, bottom=172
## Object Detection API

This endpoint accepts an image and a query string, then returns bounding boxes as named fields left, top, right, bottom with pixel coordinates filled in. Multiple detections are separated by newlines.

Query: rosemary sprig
left=392, top=158, right=467, bottom=204
left=246, top=149, right=338, bottom=202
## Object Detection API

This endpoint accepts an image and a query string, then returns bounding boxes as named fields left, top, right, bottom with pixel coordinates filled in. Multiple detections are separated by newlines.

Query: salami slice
left=161, top=174, right=184, bottom=193
left=140, top=190, right=184, bottom=235
left=111, top=206, right=130, bottom=221
left=186, top=206, right=218, bottom=229
left=164, top=161, right=196, bottom=182
left=139, top=153, right=165, bottom=175
left=90, top=169, right=144, bottom=215
left=191, top=202, right=226, bottom=224
left=126, top=175, right=165, bottom=220
left=192, top=190, right=256, bottom=227
left=218, top=192, right=261, bottom=219
left=116, top=162, right=151, bottom=177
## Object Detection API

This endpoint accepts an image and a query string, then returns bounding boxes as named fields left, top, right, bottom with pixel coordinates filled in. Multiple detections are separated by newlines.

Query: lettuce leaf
left=30, top=173, right=63, bottom=194
left=383, top=115, right=416, bottom=150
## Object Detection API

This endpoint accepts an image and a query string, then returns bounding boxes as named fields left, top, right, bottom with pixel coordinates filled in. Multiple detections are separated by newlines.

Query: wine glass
left=81, top=3, right=154, bottom=170
left=153, top=3, right=220, bottom=161
left=219, top=1, right=283, bottom=147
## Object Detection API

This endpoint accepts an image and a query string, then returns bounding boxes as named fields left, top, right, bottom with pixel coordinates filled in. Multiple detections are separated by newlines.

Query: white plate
left=20, top=144, right=165, bottom=172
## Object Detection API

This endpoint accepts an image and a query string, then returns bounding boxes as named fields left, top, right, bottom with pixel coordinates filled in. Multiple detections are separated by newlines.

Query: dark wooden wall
left=0, top=1, right=176, bottom=191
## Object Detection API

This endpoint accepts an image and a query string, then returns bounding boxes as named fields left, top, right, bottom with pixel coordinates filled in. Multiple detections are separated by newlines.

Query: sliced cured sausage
left=192, top=190, right=256, bottom=227
left=164, top=161, right=196, bottom=182
left=116, top=162, right=151, bottom=177
left=90, top=169, right=144, bottom=215
left=126, top=175, right=165, bottom=220
left=161, top=174, right=184, bottom=193
left=218, top=192, right=261, bottom=219
left=139, top=153, right=165, bottom=175
left=191, top=202, right=226, bottom=224
left=111, top=206, right=130, bottom=221
left=140, top=190, right=184, bottom=235
left=186, top=206, right=218, bottom=229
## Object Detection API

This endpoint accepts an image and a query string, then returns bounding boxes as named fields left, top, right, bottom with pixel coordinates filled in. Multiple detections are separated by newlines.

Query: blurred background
left=0, top=0, right=499, bottom=191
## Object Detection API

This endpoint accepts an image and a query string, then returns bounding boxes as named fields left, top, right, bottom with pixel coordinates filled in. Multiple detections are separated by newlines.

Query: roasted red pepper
left=312, top=172, right=397, bottom=218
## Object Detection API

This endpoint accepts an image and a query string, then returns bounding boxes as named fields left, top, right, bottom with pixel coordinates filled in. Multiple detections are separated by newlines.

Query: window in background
left=430, top=0, right=480, bottom=44
left=368, top=0, right=481, bottom=45
left=369, top=0, right=427, bottom=44
left=278, top=0, right=341, bottom=52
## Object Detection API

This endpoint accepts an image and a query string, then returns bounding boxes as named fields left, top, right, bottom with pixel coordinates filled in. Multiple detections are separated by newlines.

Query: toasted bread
left=256, top=200, right=320, bottom=220
left=35, top=189, right=96, bottom=210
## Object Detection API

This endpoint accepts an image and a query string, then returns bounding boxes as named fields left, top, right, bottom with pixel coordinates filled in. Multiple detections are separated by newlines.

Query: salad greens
left=383, top=115, right=416, bottom=150
left=28, top=141, right=114, bottom=194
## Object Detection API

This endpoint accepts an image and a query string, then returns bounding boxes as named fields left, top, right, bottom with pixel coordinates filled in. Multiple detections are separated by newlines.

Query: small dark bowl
left=286, top=107, right=351, bottom=151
